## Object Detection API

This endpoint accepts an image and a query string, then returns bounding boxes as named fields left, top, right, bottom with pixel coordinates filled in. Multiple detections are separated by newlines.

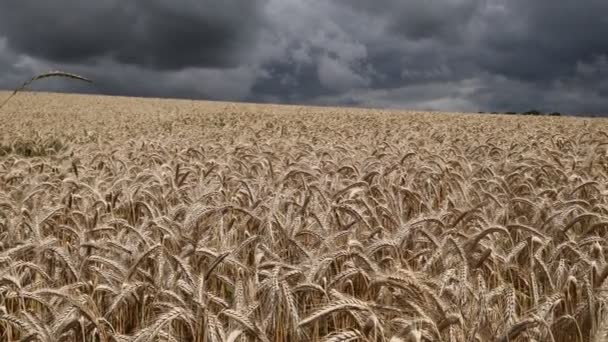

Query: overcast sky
left=1, top=1, right=607, bottom=116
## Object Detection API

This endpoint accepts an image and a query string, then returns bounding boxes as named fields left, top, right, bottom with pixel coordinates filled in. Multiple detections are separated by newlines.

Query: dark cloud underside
left=0, top=0, right=265, bottom=69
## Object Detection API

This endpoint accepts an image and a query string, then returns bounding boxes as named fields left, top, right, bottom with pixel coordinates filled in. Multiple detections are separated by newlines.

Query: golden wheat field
left=1, top=91, right=608, bottom=342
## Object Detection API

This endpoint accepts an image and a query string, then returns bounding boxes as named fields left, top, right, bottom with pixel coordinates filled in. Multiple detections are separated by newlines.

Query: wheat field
left=1, top=91, right=608, bottom=341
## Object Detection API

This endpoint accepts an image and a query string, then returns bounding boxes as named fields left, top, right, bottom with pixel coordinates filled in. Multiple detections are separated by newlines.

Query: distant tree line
left=479, top=109, right=562, bottom=116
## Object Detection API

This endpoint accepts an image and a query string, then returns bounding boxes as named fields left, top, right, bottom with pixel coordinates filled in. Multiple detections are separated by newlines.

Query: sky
left=0, top=1, right=607, bottom=116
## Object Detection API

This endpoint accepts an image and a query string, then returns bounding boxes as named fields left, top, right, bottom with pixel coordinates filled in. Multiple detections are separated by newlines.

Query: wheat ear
left=0, top=70, right=92, bottom=110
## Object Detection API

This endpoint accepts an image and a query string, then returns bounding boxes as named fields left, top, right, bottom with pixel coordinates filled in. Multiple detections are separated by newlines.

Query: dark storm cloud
left=338, top=0, right=483, bottom=42
left=0, top=0, right=266, bottom=70
left=281, top=0, right=608, bottom=115
left=0, top=0, right=608, bottom=115
left=473, top=0, right=608, bottom=83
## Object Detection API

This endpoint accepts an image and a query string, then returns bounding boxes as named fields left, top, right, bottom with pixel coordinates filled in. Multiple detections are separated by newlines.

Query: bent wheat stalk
left=0, top=70, right=92, bottom=110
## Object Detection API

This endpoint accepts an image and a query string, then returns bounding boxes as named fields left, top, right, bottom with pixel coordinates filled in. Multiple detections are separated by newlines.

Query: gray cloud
left=472, top=0, right=608, bottom=83
left=317, top=54, right=369, bottom=92
left=339, top=0, right=483, bottom=42
left=0, top=0, right=266, bottom=69
left=0, top=0, right=607, bottom=115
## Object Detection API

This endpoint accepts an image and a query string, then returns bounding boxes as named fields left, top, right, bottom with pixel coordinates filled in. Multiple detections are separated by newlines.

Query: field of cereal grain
left=2, top=91, right=608, bottom=341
